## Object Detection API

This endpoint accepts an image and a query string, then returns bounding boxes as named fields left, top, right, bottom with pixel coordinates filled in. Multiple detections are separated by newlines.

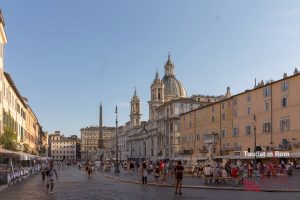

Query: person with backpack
left=46, top=160, right=58, bottom=194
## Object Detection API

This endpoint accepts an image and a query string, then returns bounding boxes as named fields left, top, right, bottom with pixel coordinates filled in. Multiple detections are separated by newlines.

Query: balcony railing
left=221, top=146, right=241, bottom=151
left=204, top=133, right=218, bottom=144
left=199, top=148, right=208, bottom=153
left=293, top=143, right=300, bottom=148
left=183, top=150, right=193, bottom=154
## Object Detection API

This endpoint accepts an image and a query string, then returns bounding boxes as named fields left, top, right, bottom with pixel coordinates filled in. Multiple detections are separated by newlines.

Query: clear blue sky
left=1, top=1, right=300, bottom=136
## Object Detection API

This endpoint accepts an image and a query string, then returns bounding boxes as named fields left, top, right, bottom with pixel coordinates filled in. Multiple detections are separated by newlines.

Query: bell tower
left=130, top=88, right=141, bottom=127
left=149, top=70, right=164, bottom=120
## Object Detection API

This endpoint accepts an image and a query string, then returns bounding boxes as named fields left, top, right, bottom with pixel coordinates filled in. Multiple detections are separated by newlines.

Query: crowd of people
left=191, top=159, right=296, bottom=180
left=38, top=158, right=298, bottom=195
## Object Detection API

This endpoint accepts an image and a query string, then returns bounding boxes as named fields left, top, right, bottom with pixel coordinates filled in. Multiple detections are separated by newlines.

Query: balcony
left=270, top=145, right=291, bottom=151
left=199, top=148, right=208, bottom=153
left=221, top=146, right=241, bottom=151
left=292, top=142, right=300, bottom=148
left=183, top=149, right=193, bottom=154
left=204, top=133, right=218, bottom=144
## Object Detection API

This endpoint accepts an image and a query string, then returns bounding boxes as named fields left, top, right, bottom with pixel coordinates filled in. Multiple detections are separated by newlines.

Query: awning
left=194, top=157, right=207, bottom=161
left=16, top=152, right=38, bottom=160
left=0, top=148, right=18, bottom=155
left=212, top=156, right=223, bottom=159
left=40, top=157, right=51, bottom=161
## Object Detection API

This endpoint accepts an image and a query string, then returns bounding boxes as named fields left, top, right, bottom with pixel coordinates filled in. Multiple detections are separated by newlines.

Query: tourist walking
left=225, top=160, right=231, bottom=177
left=141, top=162, right=148, bottom=185
left=174, top=160, right=184, bottom=195
left=46, top=161, right=58, bottom=194
left=40, top=162, right=47, bottom=182
left=88, top=164, right=93, bottom=178
left=123, top=161, right=128, bottom=175
left=154, top=166, right=160, bottom=185
left=258, top=162, right=265, bottom=179
left=248, top=162, right=254, bottom=178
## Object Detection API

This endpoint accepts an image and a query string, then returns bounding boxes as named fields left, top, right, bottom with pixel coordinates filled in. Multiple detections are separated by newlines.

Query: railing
left=199, top=148, right=208, bottom=153
left=293, top=143, right=300, bottom=148
left=183, top=150, right=193, bottom=154
left=221, top=146, right=241, bottom=151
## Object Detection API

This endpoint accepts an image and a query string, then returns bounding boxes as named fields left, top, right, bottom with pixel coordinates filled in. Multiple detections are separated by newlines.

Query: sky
left=1, top=1, right=300, bottom=136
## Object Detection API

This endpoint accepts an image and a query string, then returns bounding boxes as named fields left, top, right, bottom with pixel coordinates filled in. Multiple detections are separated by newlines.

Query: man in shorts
left=46, top=160, right=58, bottom=194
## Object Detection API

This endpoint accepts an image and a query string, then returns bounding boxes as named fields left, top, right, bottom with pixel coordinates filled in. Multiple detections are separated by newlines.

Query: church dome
left=162, top=76, right=187, bottom=98
left=162, top=54, right=187, bottom=98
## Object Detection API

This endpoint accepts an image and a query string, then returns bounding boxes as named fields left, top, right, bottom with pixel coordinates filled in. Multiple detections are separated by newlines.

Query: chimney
left=283, top=73, right=288, bottom=78
left=294, top=68, right=298, bottom=75
left=225, top=87, right=231, bottom=98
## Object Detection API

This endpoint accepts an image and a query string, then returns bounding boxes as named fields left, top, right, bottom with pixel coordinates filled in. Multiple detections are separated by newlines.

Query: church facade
left=115, top=55, right=216, bottom=161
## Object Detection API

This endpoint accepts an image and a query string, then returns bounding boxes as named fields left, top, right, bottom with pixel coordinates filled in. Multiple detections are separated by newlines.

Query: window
left=247, top=107, right=251, bottom=115
left=281, top=82, right=289, bottom=92
left=263, top=122, right=271, bottom=133
left=281, top=97, right=288, bottom=107
left=247, top=94, right=251, bottom=101
left=234, top=98, right=238, bottom=106
left=212, top=106, right=215, bottom=112
left=234, top=110, right=237, bottom=117
left=222, top=103, right=224, bottom=109
left=221, top=129, right=226, bottom=138
left=222, top=113, right=225, bottom=120
left=280, top=119, right=290, bottom=132
left=228, top=101, right=230, bottom=107
left=196, top=134, right=201, bottom=141
left=263, top=87, right=271, bottom=97
left=212, top=116, right=215, bottom=123
left=245, top=125, right=251, bottom=135
left=233, top=127, right=239, bottom=137
left=265, top=102, right=270, bottom=111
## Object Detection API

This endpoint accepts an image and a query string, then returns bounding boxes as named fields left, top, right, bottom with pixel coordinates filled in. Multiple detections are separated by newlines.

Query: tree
left=38, top=145, right=47, bottom=156
left=0, top=127, right=17, bottom=151
left=23, top=143, right=29, bottom=153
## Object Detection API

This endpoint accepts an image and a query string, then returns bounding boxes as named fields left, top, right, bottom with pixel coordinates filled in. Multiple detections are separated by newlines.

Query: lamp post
left=114, top=105, right=120, bottom=174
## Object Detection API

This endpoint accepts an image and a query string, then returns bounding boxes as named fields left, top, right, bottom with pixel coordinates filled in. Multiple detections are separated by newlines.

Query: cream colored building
left=80, top=126, right=114, bottom=161
left=0, top=10, right=7, bottom=135
left=180, top=69, right=300, bottom=160
left=0, top=10, right=43, bottom=155
left=124, top=55, right=213, bottom=161
left=49, top=131, right=78, bottom=160
left=2, top=72, right=27, bottom=151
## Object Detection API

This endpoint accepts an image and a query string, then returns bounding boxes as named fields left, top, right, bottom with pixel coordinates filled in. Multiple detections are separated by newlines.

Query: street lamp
left=114, top=105, right=120, bottom=174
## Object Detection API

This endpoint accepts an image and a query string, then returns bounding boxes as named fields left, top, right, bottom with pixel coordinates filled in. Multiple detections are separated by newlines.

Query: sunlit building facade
left=180, top=69, right=300, bottom=160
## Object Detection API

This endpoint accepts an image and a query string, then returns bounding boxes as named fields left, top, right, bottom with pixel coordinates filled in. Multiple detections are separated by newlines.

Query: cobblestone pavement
left=0, top=166, right=299, bottom=200
left=101, top=167, right=300, bottom=191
